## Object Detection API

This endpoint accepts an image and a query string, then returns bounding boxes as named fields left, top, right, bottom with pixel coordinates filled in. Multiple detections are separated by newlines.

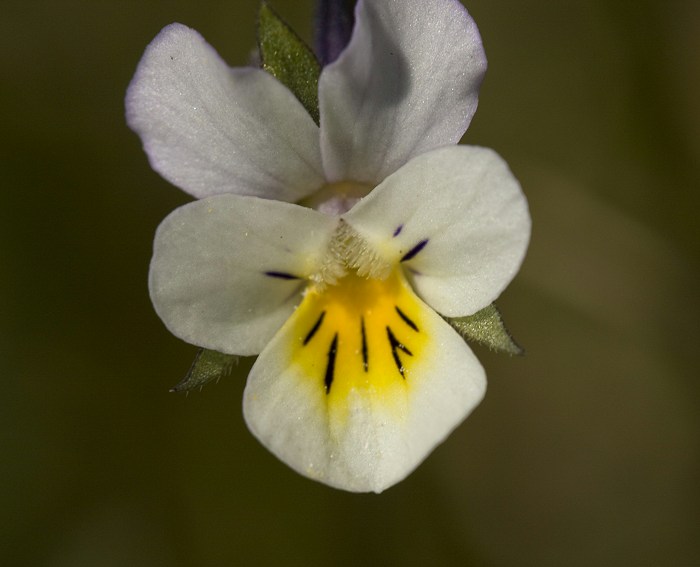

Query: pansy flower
left=127, top=0, right=530, bottom=492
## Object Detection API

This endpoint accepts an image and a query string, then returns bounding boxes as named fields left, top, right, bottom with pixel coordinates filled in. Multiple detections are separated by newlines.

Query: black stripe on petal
left=361, top=317, right=368, bottom=372
left=395, top=306, right=419, bottom=332
left=387, top=326, right=413, bottom=378
left=303, top=311, right=326, bottom=345
left=264, top=271, right=301, bottom=280
left=324, top=334, right=339, bottom=394
left=400, top=239, right=428, bottom=262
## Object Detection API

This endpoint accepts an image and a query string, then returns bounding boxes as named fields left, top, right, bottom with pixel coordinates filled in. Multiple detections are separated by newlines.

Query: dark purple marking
left=395, top=306, right=418, bottom=332
left=400, top=239, right=428, bottom=262
left=393, top=224, right=403, bottom=237
left=386, top=326, right=412, bottom=377
left=264, top=271, right=300, bottom=280
left=361, top=317, right=368, bottom=372
left=324, top=333, right=339, bottom=393
left=303, top=312, right=326, bottom=345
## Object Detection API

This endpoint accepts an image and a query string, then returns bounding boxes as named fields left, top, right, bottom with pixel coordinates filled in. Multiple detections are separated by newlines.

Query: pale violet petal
left=343, top=146, right=531, bottom=317
left=243, top=269, right=485, bottom=493
left=149, top=194, right=338, bottom=355
left=318, top=0, right=486, bottom=185
left=126, top=23, right=324, bottom=200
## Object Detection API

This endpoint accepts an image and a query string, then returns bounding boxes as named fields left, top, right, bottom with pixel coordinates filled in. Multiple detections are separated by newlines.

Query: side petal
left=318, top=0, right=486, bottom=185
left=343, top=146, right=531, bottom=316
left=149, top=194, right=337, bottom=355
left=243, top=269, right=486, bottom=493
left=126, top=23, right=324, bottom=201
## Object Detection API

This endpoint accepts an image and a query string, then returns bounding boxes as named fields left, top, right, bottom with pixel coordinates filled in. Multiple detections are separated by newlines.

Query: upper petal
left=342, top=146, right=531, bottom=316
left=318, top=0, right=486, bottom=185
left=149, top=194, right=338, bottom=355
left=243, top=269, right=485, bottom=493
left=126, top=23, right=324, bottom=201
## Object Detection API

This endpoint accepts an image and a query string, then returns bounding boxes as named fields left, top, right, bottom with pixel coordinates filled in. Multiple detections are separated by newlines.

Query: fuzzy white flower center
left=311, top=220, right=392, bottom=288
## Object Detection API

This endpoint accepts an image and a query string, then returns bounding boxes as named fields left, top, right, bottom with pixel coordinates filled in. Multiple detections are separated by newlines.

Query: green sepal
left=445, top=304, right=524, bottom=356
left=257, top=2, right=321, bottom=124
left=170, top=348, right=238, bottom=393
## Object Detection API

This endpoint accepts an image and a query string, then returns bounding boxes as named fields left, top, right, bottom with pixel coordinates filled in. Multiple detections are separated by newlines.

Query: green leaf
left=258, top=2, right=321, bottom=124
left=445, top=304, right=524, bottom=356
left=170, top=348, right=238, bottom=393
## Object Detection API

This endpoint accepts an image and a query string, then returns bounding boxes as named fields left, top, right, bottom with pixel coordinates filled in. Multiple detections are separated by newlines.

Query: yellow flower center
left=286, top=269, right=428, bottom=419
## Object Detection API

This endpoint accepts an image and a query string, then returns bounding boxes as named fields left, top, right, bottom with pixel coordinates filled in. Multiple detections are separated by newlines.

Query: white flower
left=127, top=0, right=531, bottom=492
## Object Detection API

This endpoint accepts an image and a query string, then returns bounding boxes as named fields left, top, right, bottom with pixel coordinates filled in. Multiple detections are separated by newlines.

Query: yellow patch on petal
left=286, top=269, right=428, bottom=421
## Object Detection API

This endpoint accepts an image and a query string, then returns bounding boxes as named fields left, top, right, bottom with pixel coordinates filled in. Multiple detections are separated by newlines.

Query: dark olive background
left=3, top=1, right=699, bottom=565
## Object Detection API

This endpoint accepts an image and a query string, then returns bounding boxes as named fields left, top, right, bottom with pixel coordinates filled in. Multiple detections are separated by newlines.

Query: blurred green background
left=3, top=1, right=699, bottom=565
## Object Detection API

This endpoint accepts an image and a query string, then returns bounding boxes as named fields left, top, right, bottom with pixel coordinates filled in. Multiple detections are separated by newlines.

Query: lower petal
left=243, top=270, right=486, bottom=493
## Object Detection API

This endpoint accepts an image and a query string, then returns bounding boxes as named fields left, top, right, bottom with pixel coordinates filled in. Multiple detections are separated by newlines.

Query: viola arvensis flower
left=127, top=0, right=531, bottom=492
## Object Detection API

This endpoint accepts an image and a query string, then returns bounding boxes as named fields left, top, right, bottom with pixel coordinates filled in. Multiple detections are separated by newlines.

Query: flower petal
left=243, top=269, right=485, bottom=493
left=318, top=0, right=486, bottom=185
left=343, top=146, right=531, bottom=316
left=126, top=23, right=324, bottom=200
left=149, top=194, right=338, bottom=355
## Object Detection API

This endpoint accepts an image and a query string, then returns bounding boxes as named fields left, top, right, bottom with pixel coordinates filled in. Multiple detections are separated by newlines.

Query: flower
left=127, top=0, right=531, bottom=492
left=150, top=147, right=529, bottom=492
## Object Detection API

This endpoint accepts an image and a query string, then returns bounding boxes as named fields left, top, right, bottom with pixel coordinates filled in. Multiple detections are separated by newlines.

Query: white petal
left=318, top=0, right=486, bottom=185
left=126, top=23, right=324, bottom=200
left=243, top=270, right=485, bottom=493
left=149, top=194, right=337, bottom=355
left=343, top=146, right=531, bottom=316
